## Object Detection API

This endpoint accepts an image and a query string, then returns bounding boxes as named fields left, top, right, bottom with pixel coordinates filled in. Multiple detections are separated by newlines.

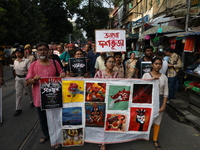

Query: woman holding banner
left=142, top=57, right=168, bottom=150
left=94, top=56, right=119, bottom=79
left=94, top=55, right=119, bottom=150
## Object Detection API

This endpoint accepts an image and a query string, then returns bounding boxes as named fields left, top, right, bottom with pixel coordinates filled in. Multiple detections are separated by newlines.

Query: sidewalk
left=168, top=90, right=200, bottom=131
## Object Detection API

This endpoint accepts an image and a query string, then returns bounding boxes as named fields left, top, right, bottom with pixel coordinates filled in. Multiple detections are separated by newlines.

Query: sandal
left=153, top=141, right=162, bottom=150
left=99, top=144, right=106, bottom=150
left=39, top=137, right=49, bottom=144
left=54, top=144, right=62, bottom=150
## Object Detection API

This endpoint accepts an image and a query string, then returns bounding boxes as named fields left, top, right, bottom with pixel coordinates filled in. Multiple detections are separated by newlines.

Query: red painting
left=105, top=114, right=127, bottom=132
left=85, top=82, right=106, bottom=102
left=128, top=107, right=152, bottom=132
left=132, top=84, right=152, bottom=104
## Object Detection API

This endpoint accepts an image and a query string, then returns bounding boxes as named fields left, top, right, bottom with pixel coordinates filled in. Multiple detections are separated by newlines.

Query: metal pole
left=185, top=0, right=191, bottom=31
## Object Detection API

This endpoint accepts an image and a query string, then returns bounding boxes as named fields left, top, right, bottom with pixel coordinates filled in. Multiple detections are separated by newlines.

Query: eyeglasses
left=37, top=48, right=48, bottom=52
left=107, top=61, right=115, bottom=64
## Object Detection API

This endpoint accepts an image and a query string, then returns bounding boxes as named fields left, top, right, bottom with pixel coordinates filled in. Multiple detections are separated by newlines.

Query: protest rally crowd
left=0, top=40, right=182, bottom=150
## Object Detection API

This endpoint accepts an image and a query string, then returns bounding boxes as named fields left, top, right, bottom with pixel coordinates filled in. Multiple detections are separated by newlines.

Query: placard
left=95, top=29, right=126, bottom=52
left=141, top=62, right=152, bottom=78
left=40, top=77, right=62, bottom=109
left=69, top=57, right=87, bottom=77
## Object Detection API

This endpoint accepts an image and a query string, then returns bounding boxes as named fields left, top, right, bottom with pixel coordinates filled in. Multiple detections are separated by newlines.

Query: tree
left=39, top=0, right=73, bottom=43
left=75, top=0, right=110, bottom=40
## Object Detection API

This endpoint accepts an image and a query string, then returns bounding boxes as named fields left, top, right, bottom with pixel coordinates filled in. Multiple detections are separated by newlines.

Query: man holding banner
left=26, top=42, right=65, bottom=149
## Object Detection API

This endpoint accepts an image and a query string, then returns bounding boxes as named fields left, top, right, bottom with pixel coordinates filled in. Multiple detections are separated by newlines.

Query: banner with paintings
left=69, top=57, right=87, bottom=77
left=40, top=77, right=62, bottom=109
left=44, top=78, right=159, bottom=147
left=95, top=29, right=126, bottom=52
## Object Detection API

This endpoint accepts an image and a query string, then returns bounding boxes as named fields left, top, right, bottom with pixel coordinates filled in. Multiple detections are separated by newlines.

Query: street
left=0, top=66, right=200, bottom=150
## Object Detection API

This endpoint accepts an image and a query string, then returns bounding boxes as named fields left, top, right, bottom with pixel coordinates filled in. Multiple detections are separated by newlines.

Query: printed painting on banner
left=128, top=107, right=152, bottom=132
left=62, top=107, right=83, bottom=126
left=105, top=114, right=127, bottom=132
left=62, top=128, right=84, bottom=147
left=62, top=80, right=84, bottom=103
left=85, top=102, right=106, bottom=127
left=107, top=85, right=131, bottom=110
left=40, top=77, right=62, bottom=109
left=132, top=84, right=153, bottom=104
left=85, top=82, right=106, bottom=102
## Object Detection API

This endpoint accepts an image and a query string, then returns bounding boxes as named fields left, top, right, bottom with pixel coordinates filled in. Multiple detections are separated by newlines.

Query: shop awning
left=163, top=31, right=200, bottom=37
left=138, top=25, right=183, bottom=41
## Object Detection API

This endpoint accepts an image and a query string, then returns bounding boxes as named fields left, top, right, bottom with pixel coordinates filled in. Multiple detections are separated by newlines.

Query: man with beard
left=135, top=45, right=154, bottom=78
left=59, top=43, right=75, bottom=72
left=26, top=42, right=65, bottom=149
left=94, top=52, right=107, bottom=73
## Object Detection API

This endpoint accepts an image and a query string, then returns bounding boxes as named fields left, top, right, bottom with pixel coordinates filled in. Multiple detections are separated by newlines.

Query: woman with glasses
left=66, top=49, right=90, bottom=78
left=94, top=56, right=119, bottom=78
left=94, top=56, right=119, bottom=150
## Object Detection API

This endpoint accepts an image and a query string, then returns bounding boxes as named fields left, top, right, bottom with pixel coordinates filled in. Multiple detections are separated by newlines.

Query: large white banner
left=95, top=29, right=126, bottom=52
left=45, top=78, right=159, bottom=147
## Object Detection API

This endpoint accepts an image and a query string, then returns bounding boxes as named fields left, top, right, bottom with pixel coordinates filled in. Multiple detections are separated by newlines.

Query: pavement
left=1, top=66, right=200, bottom=150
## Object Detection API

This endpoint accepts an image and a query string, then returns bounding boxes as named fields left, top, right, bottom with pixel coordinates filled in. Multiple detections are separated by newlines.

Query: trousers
left=15, top=77, right=33, bottom=110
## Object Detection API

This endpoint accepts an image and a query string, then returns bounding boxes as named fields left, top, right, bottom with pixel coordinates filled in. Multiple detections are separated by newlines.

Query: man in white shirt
left=95, top=52, right=107, bottom=73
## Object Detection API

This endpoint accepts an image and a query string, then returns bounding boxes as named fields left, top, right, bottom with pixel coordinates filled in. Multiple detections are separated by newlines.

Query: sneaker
left=14, top=110, right=22, bottom=116
left=30, top=102, right=35, bottom=108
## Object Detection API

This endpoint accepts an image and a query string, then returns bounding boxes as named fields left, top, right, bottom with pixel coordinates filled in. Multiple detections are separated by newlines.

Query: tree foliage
left=0, top=0, right=112, bottom=45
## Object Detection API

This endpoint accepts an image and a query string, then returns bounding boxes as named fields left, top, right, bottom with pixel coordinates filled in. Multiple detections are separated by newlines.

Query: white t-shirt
left=160, top=59, right=168, bottom=75
left=94, top=56, right=106, bottom=71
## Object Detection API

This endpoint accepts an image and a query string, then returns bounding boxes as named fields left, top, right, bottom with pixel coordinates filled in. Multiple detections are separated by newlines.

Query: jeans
left=168, top=76, right=178, bottom=99
left=37, top=107, right=49, bottom=138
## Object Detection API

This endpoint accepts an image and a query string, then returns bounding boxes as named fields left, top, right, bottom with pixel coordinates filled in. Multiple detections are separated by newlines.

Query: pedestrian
left=26, top=42, right=65, bottom=149
left=164, top=47, right=181, bottom=99
left=4, top=46, right=11, bottom=66
left=56, top=44, right=65, bottom=57
left=94, top=56, right=119, bottom=150
left=135, top=45, right=154, bottom=78
left=125, top=52, right=137, bottom=78
left=59, top=43, right=75, bottom=72
left=48, top=45, right=63, bottom=69
left=155, top=51, right=168, bottom=75
left=0, top=62, right=4, bottom=87
left=94, top=52, right=107, bottom=73
left=142, top=57, right=168, bottom=150
left=66, top=49, right=90, bottom=77
left=24, top=44, right=37, bottom=63
left=113, top=52, right=125, bottom=78
left=87, top=43, right=100, bottom=77
left=13, top=47, right=34, bottom=116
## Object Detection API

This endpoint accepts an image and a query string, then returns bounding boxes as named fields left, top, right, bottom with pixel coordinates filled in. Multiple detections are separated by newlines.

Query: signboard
left=45, top=78, right=159, bottom=147
left=0, top=88, right=2, bottom=123
left=95, top=29, right=126, bottom=52
left=141, top=62, right=152, bottom=78
left=69, top=57, right=87, bottom=77
left=40, top=77, right=62, bottom=109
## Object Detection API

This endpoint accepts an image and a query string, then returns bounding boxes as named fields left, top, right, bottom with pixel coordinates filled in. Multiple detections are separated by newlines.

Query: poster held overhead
left=95, top=29, right=126, bottom=52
